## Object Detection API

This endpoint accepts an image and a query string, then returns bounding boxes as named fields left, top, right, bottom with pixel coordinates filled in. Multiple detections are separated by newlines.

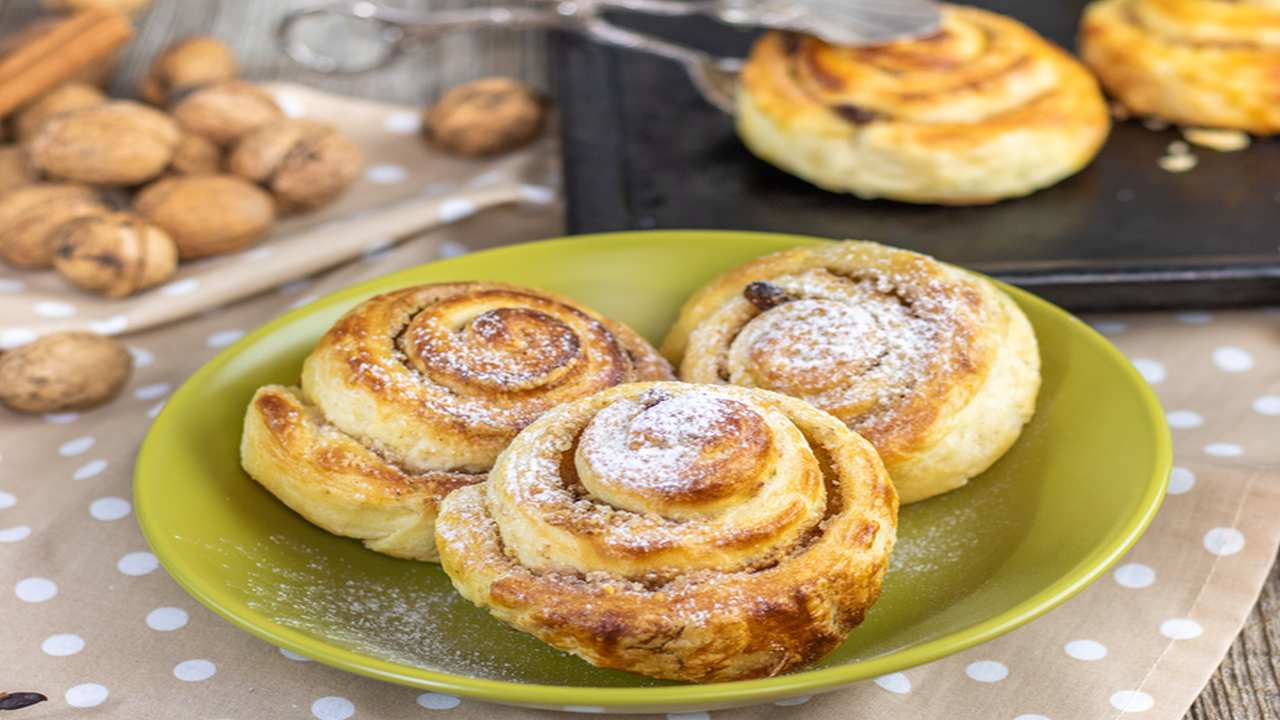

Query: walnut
left=228, top=119, right=363, bottom=211
left=0, top=146, right=38, bottom=196
left=53, top=211, right=177, bottom=298
left=14, top=82, right=107, bottom=142
left=140, top=36, right=237, bottom=106
left=0, top=184, right=105, bottom=268
left=423, top=77, right=545, bottom=156
left=0, top=331, right=132, bottom=413
left=169, top=131, right=222, bottom=175
left=134, top=174, right=274, bottom=259
left=171, top=80, right=283, bottom=146
left=26, top=101, right=180, bottom=185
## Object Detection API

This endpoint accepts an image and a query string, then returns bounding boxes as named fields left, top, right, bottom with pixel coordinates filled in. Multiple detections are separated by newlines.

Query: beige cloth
left=1, top=92, right=1278, bottom=719
left=0, top=84, right=558, bottom=347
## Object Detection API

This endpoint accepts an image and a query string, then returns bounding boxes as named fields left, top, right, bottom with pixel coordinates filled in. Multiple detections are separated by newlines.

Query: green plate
left=135, top=231, right=1170, bottom=713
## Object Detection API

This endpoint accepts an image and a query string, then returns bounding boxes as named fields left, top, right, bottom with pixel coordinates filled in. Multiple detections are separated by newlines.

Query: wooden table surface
left=0, top=1, right=1275, bottom=718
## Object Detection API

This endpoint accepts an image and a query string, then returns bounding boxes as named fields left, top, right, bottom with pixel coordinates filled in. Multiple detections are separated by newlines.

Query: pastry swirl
left=737, top=4, right=1110, bottom=204
left=1080, top=0, right=1280, bottom=133
left=240, top=282, right=672, bottom=561
left=436, top=382, right=897, bottom=682
left=662, top=241, right=1040, bottom=504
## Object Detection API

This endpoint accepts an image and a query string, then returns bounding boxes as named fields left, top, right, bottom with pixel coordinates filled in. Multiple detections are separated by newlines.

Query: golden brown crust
left=1080, top=0, right=1280, bottom=133
left=241, top=282, right=672, bottom=561
left=301, top=282, right=673, bottom=474
left=661, top=241, right=1040, bottom=504
left=737, top=5, right=1110, bottom=204
left=436, top=382, right=897, bottom=682
left=241, top=385, right=478, bottom=561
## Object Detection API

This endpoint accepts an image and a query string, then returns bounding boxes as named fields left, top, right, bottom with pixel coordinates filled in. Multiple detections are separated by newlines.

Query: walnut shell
left=169, top=131, right=222, bottom=175
left=423, top=77, right=545, bottom=157
left=171, top=80, right=282, bottom=146
left=53, top=211, right=177, bottom=298
left=14, top=82, right=107, bottom=142
left=228, top=119, right=363, bottom=211
left=0, top=184, right=105, bottom=268
left=26, top=101, right=180, bottom=185
left=0, top=145, right=38, bottom=196
left=134, top=174, right=274, bottom=259
left=140, top=36, right=238, bottom=106
left=0, top=331, right=132, bottom=413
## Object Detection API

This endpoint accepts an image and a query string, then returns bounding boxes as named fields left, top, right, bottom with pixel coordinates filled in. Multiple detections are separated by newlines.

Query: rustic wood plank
left=1187, top=550, right=1280, bottom=720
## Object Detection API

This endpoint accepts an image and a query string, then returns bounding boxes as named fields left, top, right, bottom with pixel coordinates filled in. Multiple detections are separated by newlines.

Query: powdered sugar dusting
left=577, top=393, right=760, bottom=497
left=723, top=266, right=979, bottom=438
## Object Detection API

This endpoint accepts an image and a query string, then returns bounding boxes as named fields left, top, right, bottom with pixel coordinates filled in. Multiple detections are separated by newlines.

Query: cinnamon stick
left=0, top=10, right=133, bottom=118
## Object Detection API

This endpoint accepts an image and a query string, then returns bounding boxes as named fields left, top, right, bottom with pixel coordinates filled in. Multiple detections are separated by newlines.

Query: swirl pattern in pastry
left=1080, top=0, right=1280, bottom=133
left=661, top=241, right=1040, bottom=504
left=737, top=4, right=1110, bottom=204
left=435, top=381, right=897, bottom=682
left=240, top=282, right=673, bottom=561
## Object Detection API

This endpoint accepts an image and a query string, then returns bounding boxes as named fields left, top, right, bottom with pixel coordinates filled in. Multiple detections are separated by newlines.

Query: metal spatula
left=279, top=0, right=943, bottom=113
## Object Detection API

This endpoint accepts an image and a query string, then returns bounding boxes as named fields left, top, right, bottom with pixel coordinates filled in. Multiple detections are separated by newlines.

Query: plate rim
left=135, top=230, right=1171, bottom=710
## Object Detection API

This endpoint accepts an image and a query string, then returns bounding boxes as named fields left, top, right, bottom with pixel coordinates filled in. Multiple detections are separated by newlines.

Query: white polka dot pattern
left=89, top=497, right=131, bottom=521
left=1203, top=527, right=1245, bottom=556
left=1167, top=468, right=1195, bottom=495
left=15, top=577, right=58, bottom=603
left=367, top=164, right=408, bottom=184
left=34, top=301, right=76, bottom=318
left=0, top=328, right=36, bottom=349
left=1204, top=443, right=1243, bottom=458
left=437, top=198, right=476, bottom=222
left=1253, top=396, right=1280, bottom=416
left=1131, top=358, right=1166, bottom=384
left=1166, top=411, right=1203, bottom=429
left=1212, top=347, right=1253, bottom=373
left=416, top=693, right=461, bottom=710
left=146, top=607, right=189, bottom=631
left=117, top=551, right=158, bottom=576
left=43, top=633, right=85, bottom=656
left=161, top=278, right=200, bottom=296
left=1064, top=639, right=1107, bottom=661
left=173, top=659, right=216, bottom=682
left=134, top=383, right=171, bottom=400
left=1110, top=690, right=1154, bottom=712
left=59, top=436, right=95, bottom=457
left=74, top=459, right=108, bottom=480
left=65, top=683, right=108, bottom=708
left=874, top=672, right=912, bottom=694
left=88, top=315, right=129, bottom=334
left=965, top=661, right=1009, bottom=683
left=383, top=111, right=420, bottom=134
left=0, top=525, right=31, bottom=542
left=1114, top=563, right=1156, bottom=588
left=206, top=329, right=245, bottom=348
left=311, top=696, right=355, bottom=720
left=1160, top=619, right=1203, bottom=640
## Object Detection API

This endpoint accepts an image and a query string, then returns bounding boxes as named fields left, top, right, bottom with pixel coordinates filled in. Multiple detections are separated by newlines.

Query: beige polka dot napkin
left=0, top=83, right=558, bottom=348
left=1, top=175, right=1278, bottom=716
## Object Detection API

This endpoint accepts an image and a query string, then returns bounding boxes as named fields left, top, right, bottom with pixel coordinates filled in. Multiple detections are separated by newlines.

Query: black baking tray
left=550, top=0, right=1280, bottom=311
